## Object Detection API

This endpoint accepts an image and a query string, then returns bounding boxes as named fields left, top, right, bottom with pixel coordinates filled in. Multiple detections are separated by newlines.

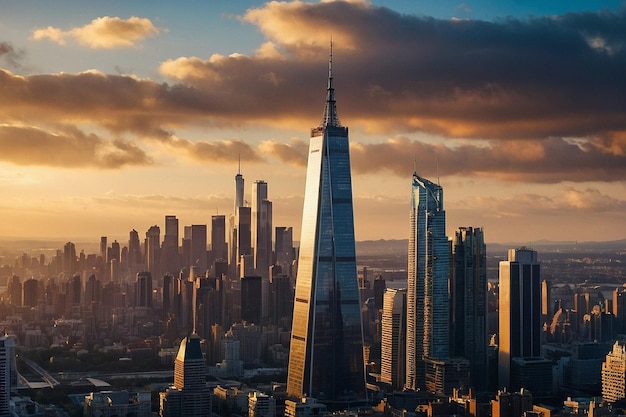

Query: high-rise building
left=498, top=247, right=541, bottom=389
left=0, top=336, right=16, bottom=417
left=163, top=215, right=180, bottom=275
left=287, top=48, right=366, bottom=403
left=275, top=226, right=295, bottom=268
left=241, top=276, right=262, bottom=325
left=230, top=163, right=245, bottom=278
left=211, top=215, right=228, bottom=263
left=252, top=180, right=273, bottom=320
left=63, top=241, right=78, bottom=276
left=450, top=227, right=488, bottom=390
left=236, top=207, right=252, bottom=277
left=602, top=341, right=626, bottom=403
left=128, top=229, right=142, bottom=273
left=145, top=226, right=161, bottom=278
left=253, top=182, right=273, bottom=274
left=100, top=236, right=107, bottom=263
left=406, top=172, right=448, bottom=391
left=159, top=333, right=211, bottom=416
left=136, top=272, right=153, bottom=308
left=190, top=224, right=208, bottom=273
left=22, top=278, right=39, bottom=308
left=381, top=288, right=407, bottom=390
left=7, top=276, right=21, bottom=307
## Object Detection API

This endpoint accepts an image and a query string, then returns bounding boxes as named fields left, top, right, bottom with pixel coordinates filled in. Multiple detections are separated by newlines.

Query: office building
left=381, top=288, right=407, bottom=390
left=284, top=397, right=327, bottom=417
left=602, top=341, right=626, bottom=403
left=100, top=236, right=107, bottom=262
left=491, top=389, right=532, bottom=417
left=252, top=181, right=272, bottom=275
left=424, top=357, right=470, bottom=395
left=248, top=391, right=276, bottom=417
left=159, top=333, right=211, bottom=416
left=63, top=241, right=78, bottom=276
left=0, top=336, right=16, bottom=417
left=275, top=226, right=295, bottom=268
left=145, top=225, right=161, bottom=278
left=22, top=278, right=38, bottom=308
left=84, top=391, right=151, bottom=417
left=498, top=247, right=541, bottom=389
left=162, top=215, right=180, bottom=275
left=287, top=48, right=366, bottom=403
left=241, top=276, right=262, bottom=324
left=211, top=214, right=228, bottom=264
left=189, top=224, right=207, bottom=274
left=510, top=357, right=552, bottom=396
left=128, top=229, right=142, bottom=272
left=450, top=227, right=488, bottom=390
left=406, top=172, right=448, bottom=390
left=136, top=271, right=153, bottom=308
left=252, top=180, right=272, bottom=321
left=230, top=164, right=245, bottom=277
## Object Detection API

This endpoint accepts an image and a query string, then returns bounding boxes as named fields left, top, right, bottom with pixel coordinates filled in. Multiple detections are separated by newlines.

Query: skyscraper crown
left=317, top=41, right=342, bottom=129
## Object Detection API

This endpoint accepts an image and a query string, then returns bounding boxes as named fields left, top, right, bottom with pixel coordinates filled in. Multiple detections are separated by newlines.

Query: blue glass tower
left=287, top=47, right=366, bottom=403
left=406, top=172, right=449, bottom=390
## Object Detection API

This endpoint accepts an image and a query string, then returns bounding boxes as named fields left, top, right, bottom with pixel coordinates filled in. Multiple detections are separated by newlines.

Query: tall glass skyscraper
left=451, top=227, right=488, bottom=390
left=287, top=48, right=366, bottom=403
left=406, top=172, right=449, bottom=391
left=498, top=247, right=541, bottom=389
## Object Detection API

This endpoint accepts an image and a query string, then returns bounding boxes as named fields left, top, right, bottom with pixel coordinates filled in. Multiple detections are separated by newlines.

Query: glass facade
left=406, top=173, right=448, bottom=390
left=498, top=247, right=541, bottom=389
left=287, top=55, right=366, bottom=402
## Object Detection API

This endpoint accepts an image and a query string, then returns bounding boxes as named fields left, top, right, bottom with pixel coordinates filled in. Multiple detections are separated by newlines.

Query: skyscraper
left=190, top=224, right=208, bottom=273
left=230, top=162, right=245, bottom=278
left=381, top=288, right=407, bottom=390
left=602, top=341, right=626, bottom=403
left=406, top=172, right=448, bottom=391
left=253, top=182, right=272, bottom=275
left=163, top=215, right=180, bottom=275
left=252, top=180, right=273, bottom=320
left=450, top=227, right=488, bottom=390
left=275, top=226, right=295, bottom=268
left=498, top=247, right=541, bottom=389
left=160, top=333, right=211, bottom=416
left=211, top=215, right=227, bottom=263
left=287, top=47, right=366, bottom=403
left=145, top=226, right=161, bottom=278
left=136, top=271, right=153, bottom=308
left=0, top=336, right=16, bottom=417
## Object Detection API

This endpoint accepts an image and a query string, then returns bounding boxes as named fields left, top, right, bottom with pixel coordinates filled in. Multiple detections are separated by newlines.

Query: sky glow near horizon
left=1, top=0, right=625, bottom=244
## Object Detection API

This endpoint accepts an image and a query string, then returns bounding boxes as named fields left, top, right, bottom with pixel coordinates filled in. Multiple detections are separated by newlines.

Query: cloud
left=32, top=16, right=161, bottom=49
left=0, top=42, right=25, bottom=69
left=5, top=2, right=626, bottom=184
left=258, top=138, right=308, bottom=166
left=350, top=135, right=626, bottom=183
left=159, top=136, right=263, bottom=164
left=0, top=125, right=151, bottom=168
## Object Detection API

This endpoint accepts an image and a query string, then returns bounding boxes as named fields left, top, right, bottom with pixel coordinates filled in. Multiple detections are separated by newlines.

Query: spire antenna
left=238, top=153, right=241, bottom=175
left=318, top=38, right=342, bottom=128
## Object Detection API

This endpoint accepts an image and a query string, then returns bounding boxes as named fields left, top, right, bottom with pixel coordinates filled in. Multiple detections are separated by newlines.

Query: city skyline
left=1, top=1, right=626, bottom=244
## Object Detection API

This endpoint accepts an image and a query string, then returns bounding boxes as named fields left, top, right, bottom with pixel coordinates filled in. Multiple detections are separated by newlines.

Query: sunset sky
left=1, top=0, right=625, bottom=245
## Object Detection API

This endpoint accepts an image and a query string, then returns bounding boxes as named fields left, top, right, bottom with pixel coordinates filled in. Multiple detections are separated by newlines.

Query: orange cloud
left=32, top=16, right=161, bottom=49
left=0, top=125, right=151, bottom=168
